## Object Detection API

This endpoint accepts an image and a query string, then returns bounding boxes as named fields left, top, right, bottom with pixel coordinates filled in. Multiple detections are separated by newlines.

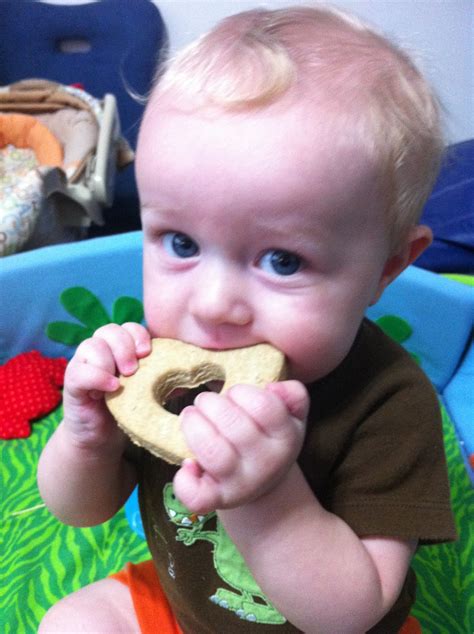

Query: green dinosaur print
left=163, top=483, right=286, bottom=625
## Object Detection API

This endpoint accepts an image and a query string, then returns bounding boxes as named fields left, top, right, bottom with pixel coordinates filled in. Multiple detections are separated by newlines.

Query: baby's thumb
left=266, top=380, right=309, bottom=422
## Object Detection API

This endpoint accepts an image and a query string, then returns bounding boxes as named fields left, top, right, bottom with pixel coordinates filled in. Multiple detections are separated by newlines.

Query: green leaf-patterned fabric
left=376, top=315, right=413, bottom=344
left=112, top=296, right=145, bottom=325
left=45, top=321, right=94, bottom=346
left=60, top=287, right=111, bottom=329
left=46, top=288, right=145, bottom=347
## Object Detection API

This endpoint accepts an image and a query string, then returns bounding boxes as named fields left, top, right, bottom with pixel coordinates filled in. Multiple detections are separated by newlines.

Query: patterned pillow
left=0, top=146, right=43, bottom=256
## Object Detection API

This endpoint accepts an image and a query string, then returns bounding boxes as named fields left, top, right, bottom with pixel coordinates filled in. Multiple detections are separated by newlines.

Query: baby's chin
left=285, top=355, right=342, bottom=385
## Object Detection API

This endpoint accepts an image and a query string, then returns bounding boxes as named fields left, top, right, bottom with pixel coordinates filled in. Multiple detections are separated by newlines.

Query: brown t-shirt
left=137, top=320, right=456, bottom=633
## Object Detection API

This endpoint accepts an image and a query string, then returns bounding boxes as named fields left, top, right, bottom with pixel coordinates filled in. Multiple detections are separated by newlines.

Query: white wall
left=153, top=0, right=473, bottom=144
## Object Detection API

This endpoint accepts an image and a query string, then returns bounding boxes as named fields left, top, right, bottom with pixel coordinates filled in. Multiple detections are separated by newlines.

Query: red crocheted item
left=0, top=351, right=67, bottom=440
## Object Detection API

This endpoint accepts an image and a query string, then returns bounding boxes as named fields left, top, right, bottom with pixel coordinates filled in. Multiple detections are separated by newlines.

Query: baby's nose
left=190, top=270, right=252, bottom=327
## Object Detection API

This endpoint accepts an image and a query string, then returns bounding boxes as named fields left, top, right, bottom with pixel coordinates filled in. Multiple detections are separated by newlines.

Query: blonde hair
left=151, top=5, right=444, bottom=250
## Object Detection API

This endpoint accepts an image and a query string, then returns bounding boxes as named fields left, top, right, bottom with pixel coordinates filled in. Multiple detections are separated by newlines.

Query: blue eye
left=163, top=232, right=199, bottom=258
left=259, top=249, right=302, bottom=276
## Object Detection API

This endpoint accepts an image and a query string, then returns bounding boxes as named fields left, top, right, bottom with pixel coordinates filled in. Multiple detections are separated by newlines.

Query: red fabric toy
left=0, top=351, right=67, bottom=440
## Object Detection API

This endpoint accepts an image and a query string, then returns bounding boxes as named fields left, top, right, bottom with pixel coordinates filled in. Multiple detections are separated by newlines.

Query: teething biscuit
left=105, top=339, right=286, bottom=465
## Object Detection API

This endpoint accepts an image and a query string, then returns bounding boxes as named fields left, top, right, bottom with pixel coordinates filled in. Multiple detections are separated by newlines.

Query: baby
left=38, top=5, right=455, bottom=633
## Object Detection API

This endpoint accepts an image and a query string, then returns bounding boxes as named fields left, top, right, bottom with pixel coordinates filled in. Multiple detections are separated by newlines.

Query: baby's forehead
left=138, top=103, right=382, bottom=218
left=140, top=93, right=379, bottom=190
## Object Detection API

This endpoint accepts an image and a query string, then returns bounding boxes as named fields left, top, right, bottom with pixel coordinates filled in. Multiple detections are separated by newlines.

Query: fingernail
left=122, top=361, right=138, bottom=375
left=108, top=377, right=120, bottom=391
left=136, top=341, right=150, bottom=355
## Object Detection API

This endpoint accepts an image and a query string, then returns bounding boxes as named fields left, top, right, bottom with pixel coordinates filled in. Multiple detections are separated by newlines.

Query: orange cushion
left=0, top=113, right=63, bottom=167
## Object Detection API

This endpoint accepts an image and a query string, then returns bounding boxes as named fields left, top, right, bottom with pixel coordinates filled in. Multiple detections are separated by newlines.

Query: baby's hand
left=173, top=381, right=309, bottom=514
left=62, top=322, right=151, bottom=450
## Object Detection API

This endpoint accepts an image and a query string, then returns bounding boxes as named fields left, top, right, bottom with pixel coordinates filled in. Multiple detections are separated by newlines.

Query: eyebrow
left=140, top=204, right=181, bottom=223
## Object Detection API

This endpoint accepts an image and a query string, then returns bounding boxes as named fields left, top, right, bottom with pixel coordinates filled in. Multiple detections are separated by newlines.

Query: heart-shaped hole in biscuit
left=163, top=382, right=225, bottom=415
left=153, top=364, right=226, bottom=416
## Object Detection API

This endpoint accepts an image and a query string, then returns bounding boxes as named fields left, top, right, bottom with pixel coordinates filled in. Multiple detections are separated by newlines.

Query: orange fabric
left=111, top=560, right=183, bottom=634
left=113, top=560, right=421, bottom=634
left=398, top=615, right=422, bottom=634
left=0, top=113, right=63, bottom=167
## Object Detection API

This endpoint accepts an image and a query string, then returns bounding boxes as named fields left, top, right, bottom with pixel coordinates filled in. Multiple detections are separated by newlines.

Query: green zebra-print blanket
left=411, top=406, right=473, bottom=633
left=1, top=404, right=472, bottom=633
left=1, top=407, right=149, bottom=633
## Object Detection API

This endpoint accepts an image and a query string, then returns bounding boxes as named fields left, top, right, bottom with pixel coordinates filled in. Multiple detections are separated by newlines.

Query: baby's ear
left=370, top=225, right=433, bottom=305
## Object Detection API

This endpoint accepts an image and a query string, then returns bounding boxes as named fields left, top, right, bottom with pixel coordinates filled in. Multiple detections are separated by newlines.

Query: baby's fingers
left=65, top=359, right=120, bottom=400
left=180, top=404, right=239, bottom=478
left=120, top=322, right=152, bottom=357
left=173, top=459, right=221, bottom=515
left=91, top=323, right=143, bottom=376
left=265, top=380, right=310, bottom=423
left=226, top=382, right=306, bottom=442
left=67, top=338, right=120, bottom=397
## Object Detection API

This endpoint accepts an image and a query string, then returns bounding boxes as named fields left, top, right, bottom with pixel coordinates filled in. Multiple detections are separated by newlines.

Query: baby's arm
left=37, top=323, right=151, bottom=527
left=174, top=381, right=415, bottom=632
left=220, top=466, right=416, bottom=633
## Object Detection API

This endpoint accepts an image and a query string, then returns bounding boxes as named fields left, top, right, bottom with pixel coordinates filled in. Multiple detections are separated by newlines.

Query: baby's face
left=137, top=103, right=392, bottom=383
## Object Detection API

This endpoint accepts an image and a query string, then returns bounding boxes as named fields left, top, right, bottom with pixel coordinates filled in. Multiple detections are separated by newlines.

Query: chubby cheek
left=275, top=314, right=360, bottom=384
left=143, top=284, right=180, bottom=339
left=142, top=293, right=160, bottom=337
left=142, top=253, right=185, bottom=338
